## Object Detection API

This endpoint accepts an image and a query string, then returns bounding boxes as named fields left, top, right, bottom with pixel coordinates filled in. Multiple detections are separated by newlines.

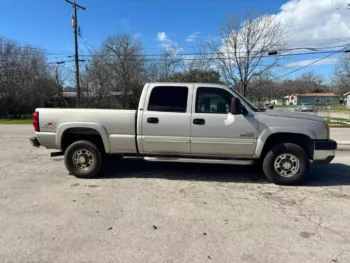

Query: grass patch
left=325, top=117, right=350, bottom=122
left=273, top=105, right=293, bottom=108
left=275, top=104, right=350, bottom=112
left=316, top=105, right=350, bottom=113
left=0, top=118, right=32, bottom=124
left=326, top=119, right=350, bottom=127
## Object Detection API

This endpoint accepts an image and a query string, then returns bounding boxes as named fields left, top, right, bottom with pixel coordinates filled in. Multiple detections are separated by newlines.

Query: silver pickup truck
left=30, top=83, right=337, bottom=185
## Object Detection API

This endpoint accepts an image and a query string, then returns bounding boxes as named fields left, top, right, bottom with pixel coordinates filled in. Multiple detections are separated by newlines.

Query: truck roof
left=146, top=82, right=227, bottom=87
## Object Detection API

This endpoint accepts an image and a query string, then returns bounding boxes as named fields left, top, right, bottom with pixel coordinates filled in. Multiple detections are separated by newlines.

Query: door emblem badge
left=239, top=133, right=255, bottom=137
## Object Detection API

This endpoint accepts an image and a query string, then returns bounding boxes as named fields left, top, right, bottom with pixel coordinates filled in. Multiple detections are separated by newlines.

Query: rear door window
left=148, top=86, right=188, bottom=113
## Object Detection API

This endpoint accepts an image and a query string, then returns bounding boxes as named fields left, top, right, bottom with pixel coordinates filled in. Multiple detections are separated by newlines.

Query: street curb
left=337, top=143, right=350, bottom=151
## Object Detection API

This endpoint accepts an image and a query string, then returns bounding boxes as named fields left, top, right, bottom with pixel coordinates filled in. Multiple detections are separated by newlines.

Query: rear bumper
left=313, top=139, right=337, bottom=164
left=29, top=137, right=40, bottom=148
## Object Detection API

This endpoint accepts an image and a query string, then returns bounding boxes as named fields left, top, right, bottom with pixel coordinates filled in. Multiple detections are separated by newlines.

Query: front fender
left=56, top=122, right=111, bottom=153
left=254, top=127, right=316, bottom=158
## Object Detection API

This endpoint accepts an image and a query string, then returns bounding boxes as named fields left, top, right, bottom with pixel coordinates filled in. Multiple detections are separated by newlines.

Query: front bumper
left=313, top=139, right=337, bottom=164
left=29, top=137, right=40, bottom=148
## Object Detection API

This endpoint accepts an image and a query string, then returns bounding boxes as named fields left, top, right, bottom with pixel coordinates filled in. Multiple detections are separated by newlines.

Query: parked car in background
left=295, top=103, right=314, bottom=112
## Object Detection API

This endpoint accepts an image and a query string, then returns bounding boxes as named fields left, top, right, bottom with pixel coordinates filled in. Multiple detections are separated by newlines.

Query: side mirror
left=231, top=97, right=242, bottom=114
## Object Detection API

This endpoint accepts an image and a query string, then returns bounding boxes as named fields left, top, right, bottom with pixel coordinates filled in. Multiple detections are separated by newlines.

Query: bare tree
left=144, top=46, right=183, bottom=82
left=81, top=57, right=114, bottom=108
left=0, top=37, right=56, bottom=116
left=103, top=34, right=145, bottom=108
left=247, top=72, right=277, bottom=107
left=332, top=53, right=350, bottom=95
left=83, top=34, right=145, bottom=109
left=298, top=71, right=323, bottom=85
left=207, top=13, right=286, bottom=96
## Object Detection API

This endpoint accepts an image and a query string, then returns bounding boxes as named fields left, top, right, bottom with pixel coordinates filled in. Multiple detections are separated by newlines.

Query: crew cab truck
left=29, top=83, right=337, bottom=185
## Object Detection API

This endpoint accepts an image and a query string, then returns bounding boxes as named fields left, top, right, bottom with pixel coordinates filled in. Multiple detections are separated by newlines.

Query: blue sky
left=1, top=0, right=349, bottom=82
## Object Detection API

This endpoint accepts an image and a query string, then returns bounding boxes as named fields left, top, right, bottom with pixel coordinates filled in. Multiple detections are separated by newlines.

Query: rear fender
left=56, top=122, right=110, bottom=153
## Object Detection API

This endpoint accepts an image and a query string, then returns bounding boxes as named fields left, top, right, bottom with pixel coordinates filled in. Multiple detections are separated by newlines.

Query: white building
left=344, top=91, right=350, bottom=108
left=283, top=95, right=298, bottom=106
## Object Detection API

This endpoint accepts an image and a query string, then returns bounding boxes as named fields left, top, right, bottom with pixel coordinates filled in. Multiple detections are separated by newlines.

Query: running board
left=143, top=157, right=254, bottom=165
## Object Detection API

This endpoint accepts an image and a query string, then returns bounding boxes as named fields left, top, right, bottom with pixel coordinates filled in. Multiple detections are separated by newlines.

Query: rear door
left=140, top=84, right=193, bottom=154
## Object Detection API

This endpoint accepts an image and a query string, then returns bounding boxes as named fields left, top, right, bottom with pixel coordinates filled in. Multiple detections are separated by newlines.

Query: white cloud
left=157, top=32, right=167, bottom=42
left=214, top=0, right=349, bottom=77
left=133, top=32, right=141, bottom=39
left=120, top=18, right=130, bottom=29
left=186, top=32, right=200, bottom=42
left=156, top=32, right=183, bottom=53
left=282, top=58, right=338, bottom=68
left=275, top=0, right=350, bottom=49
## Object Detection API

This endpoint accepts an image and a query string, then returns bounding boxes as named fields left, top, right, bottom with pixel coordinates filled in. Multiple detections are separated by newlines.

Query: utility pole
left=65, top=0, right=86, bottom=107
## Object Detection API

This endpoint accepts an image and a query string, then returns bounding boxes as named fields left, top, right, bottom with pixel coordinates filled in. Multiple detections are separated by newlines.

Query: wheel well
left=261, top=133, right=313, bottom=159
left=61, top=128, right=105, bottom=153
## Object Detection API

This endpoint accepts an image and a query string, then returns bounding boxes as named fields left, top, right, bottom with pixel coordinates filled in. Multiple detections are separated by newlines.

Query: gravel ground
left=0, top=125, right=350, bottom=263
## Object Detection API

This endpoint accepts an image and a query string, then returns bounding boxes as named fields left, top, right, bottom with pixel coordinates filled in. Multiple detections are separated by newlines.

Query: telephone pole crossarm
left=65, top=0, right=86, bottom=10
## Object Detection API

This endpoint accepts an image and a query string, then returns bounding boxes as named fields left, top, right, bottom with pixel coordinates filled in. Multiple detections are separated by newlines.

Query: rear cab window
left=148, top=86, right=189, bottom=113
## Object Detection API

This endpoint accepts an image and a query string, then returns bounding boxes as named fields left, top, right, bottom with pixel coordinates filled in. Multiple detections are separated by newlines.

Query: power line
left=279, top=7, right=347, bottom=12
left=274, top=45, right=350, bottom=80
left=1, top=37, right=349, bottom=55
left=0, top=43, right=72, bottom=55
left=77, top=48, right=348, bottom=60
left=1, top=42, right=349, bottom=64
left=0, top=49, right=347, bottom=64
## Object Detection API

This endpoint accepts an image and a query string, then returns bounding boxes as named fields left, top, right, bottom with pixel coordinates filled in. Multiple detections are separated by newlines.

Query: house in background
left=283, top=95, right=298, bottom=106
left=344, top=91, right=350, bottom=108
left=297, top=93, right=340, bottom=105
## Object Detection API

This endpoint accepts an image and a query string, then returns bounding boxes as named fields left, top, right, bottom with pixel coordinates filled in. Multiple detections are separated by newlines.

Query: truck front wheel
left=64, top=140, right=102, bottom=179
left=262, top=143, right=310, bottom=185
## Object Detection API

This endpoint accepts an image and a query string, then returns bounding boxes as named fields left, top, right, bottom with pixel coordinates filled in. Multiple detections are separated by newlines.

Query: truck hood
left=264, top=110, right=325, bottom=122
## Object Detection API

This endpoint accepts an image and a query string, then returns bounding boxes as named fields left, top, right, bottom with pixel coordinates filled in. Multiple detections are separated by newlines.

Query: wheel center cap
left=283, top=162, right=292, bottom=170
left=79, top=156, right=86, bottom=163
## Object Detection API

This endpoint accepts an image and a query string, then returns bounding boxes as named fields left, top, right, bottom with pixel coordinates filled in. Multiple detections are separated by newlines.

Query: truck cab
left=138, top=83, right=258, bottom=157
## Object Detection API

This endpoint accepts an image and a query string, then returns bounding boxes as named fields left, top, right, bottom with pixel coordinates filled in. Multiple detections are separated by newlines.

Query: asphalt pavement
left=0, top=125, right=350, bottom=263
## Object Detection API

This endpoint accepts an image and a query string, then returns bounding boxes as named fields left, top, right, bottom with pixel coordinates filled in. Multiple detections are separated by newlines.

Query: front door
left=190, top=86, right=258, bottom=157
left=140, top=84, right=192, bottom=154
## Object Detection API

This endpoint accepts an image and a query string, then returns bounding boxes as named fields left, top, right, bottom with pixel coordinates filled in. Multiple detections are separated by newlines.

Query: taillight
left=33, top=112, right=39, bottom=132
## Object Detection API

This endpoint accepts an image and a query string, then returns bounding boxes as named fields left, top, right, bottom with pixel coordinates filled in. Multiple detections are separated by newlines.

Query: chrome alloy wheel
left=274, top=153, right=300, bottom=177
left=72, top=149, right=94, bottom=171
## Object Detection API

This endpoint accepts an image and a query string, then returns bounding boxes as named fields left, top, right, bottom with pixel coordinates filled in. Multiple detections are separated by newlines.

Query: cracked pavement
left=0, top=125, right=350, bottom=263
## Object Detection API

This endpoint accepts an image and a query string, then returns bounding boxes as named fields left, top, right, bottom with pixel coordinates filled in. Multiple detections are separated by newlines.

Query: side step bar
left=144, top=157, right=254, bottom=165
left=51, top=152, right=64, bottom=158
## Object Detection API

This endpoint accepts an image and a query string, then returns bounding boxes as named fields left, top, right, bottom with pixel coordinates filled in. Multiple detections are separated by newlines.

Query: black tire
left=262, top=143, right=310, bottom=185
left=64, top=140, right=103, bottom=179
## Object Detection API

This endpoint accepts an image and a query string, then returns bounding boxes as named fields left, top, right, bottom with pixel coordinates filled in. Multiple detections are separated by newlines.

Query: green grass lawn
left=316, top=105, right=350, bottom=113
left=273, top=105, right=293, bottom=108
left=274, top=104, right=350, bottom=112
left=325, top=117, right=350, bottom=122
left=326, top=117, right=350, bottom=127
left=327, top=122, right=350, bottom=127
left=0, top=118, right=32, bottom=124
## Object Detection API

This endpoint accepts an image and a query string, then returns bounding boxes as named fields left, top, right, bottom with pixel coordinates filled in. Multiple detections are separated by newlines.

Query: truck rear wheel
left=262, top=143, right=309, bottom=185
left=64, top=140, right=102, bottom=179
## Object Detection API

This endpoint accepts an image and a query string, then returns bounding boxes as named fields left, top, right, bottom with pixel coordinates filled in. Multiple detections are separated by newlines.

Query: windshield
left=230, top=88, right=259, bottom=112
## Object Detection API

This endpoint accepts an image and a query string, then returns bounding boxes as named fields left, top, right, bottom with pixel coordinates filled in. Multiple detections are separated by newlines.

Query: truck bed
left=36, top=108, right=137, bottom=153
